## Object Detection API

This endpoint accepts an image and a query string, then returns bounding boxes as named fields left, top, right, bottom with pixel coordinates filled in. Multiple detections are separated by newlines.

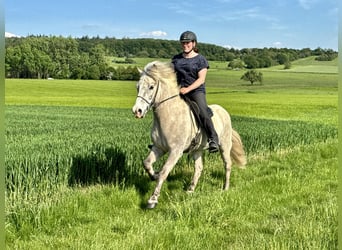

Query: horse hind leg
left=187, top=151, right=203, bottom=193
left=219, top=142, right=233, bottom=191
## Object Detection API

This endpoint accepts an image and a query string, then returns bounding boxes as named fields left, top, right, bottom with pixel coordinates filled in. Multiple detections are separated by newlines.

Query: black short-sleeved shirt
left=172, top=53, right=209, bottom=93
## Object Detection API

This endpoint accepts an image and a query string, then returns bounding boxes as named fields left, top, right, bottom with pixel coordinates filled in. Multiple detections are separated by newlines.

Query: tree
left=257, top=55, right=273, bottom=68
left=276, top=53, right=289, bottom=65
left=243, top=55, right=259, bottom=69
left=89, top=44, right=108, bottom=79
left=315, top=49, right=337, bottom=61
left=241, top=70, right=263, bottom=85
left=284, top=61, right=291, bottom=70
left=228, top=59, right=245, bottom=70
left=5, top=46, right=23, bottom=78
left=87, top=65, right=100, bottom=80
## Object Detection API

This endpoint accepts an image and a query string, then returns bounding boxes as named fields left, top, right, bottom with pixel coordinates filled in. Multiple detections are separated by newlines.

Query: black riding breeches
left=186, top=91, right=219, bottom=142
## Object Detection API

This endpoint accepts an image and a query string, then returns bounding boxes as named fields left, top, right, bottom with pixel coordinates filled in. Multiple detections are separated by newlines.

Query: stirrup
left=208, top=140, right=219, bottom=153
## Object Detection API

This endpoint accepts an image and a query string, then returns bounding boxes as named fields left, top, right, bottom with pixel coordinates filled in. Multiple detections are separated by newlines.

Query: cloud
left=223, top=44, right=242, bottom=50
left=165, top=2, right=195, bottom=16
left=273, top=41, right=283, bottom=48
left=5, top=32, right=20, bottom=38
left=140, top=30, right=168, bottom=38
left=269, top=22, right=288, bottom=31
left=209, top=6, right=277, bottom=23
left=298, top=0, right=319, bottom=9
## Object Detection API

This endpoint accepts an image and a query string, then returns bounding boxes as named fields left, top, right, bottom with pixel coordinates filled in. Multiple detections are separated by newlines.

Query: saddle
left=181, top=95, right=213, bottom=128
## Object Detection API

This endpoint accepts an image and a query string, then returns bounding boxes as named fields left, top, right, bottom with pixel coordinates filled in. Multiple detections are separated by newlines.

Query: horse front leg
left=187, top=151, right=203, bottom=193
left=147, top=150, right=183, bottom=209
left=143, top=147, right=165, bottom=181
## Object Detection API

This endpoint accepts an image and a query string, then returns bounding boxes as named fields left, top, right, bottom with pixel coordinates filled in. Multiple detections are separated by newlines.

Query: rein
left=153, top=94, right=178, bottom=109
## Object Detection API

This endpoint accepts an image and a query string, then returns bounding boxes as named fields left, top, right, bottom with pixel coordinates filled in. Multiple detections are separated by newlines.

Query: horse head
left=132, top=61, right=178, bottom=118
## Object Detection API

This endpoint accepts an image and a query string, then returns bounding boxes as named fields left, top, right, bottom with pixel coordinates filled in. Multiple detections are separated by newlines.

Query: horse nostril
left=138, top=109, right=142, bottom=114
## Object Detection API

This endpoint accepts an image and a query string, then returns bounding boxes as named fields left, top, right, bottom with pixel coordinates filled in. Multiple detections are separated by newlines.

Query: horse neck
left=158, top=79, right=178, bottom=98
left=153, top=80, right=185, bottom=118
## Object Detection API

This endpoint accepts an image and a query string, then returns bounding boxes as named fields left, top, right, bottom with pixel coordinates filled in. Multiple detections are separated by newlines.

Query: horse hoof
left=151, top=173, right=159, bottom=181
left=148, top=174, right=158, bottom=181
left=147, top=202, right=157, bottom=209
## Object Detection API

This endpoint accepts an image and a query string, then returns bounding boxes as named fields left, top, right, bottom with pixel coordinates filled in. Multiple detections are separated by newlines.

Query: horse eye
left=149, top=85, right=154, bottom=90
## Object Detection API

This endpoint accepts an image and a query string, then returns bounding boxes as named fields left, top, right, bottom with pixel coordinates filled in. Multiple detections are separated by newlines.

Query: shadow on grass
left=68, top=146, right=150, bottom=197
left=67, top=146, right=222, bottom=209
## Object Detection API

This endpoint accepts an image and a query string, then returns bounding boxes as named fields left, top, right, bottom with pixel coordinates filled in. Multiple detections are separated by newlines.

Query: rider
left=172, top=31, right=219, bottom=153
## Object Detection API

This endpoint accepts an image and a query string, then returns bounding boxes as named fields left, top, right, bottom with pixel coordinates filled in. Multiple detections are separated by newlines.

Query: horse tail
left=230, top=129, right=247, bottom=168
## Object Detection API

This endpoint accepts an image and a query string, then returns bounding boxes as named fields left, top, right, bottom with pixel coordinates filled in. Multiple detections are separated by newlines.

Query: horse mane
left=143, top=61, right=178, bottom=88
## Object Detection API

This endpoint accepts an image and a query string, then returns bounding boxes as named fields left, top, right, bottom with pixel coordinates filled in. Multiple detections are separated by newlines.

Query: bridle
left=136, top=71, right=179, bottom=110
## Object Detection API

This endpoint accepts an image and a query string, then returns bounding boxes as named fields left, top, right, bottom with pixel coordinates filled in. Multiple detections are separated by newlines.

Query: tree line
left=5, top=35, right=337, bottom=80
left=5, top=36, right=109, bottom=79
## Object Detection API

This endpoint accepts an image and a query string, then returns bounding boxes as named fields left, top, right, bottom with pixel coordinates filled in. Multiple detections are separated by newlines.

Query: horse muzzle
left=132, top=105, right=147, bottom=119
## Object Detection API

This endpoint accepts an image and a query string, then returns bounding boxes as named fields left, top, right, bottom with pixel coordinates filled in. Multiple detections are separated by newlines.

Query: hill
left=266, top=56, right=338, bottom=74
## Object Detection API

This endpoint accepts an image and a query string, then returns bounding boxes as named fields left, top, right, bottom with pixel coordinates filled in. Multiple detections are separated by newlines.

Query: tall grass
left=5, top=105, right=337, bottom=238
left=6, top=139, right=337, bottom=249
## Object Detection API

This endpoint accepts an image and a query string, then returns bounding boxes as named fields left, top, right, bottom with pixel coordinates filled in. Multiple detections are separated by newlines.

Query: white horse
left=132, top=61, right=247, bottom=209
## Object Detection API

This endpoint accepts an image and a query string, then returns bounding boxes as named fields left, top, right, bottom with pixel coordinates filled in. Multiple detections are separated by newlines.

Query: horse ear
left=137, top=68, right=143, bottom=74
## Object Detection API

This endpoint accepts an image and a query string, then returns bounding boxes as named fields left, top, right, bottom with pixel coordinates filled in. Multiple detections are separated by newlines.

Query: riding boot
left=206, top=124, right=219, bottom=153
left=200, top=109, right=219, bottom=153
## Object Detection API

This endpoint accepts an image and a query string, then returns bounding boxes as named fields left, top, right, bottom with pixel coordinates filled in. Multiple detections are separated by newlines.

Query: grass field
left=5, top=58, right=338, bottom=249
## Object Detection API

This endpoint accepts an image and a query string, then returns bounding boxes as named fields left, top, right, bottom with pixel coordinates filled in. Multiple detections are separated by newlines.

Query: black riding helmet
left=179, top=31, right=197, bottom=42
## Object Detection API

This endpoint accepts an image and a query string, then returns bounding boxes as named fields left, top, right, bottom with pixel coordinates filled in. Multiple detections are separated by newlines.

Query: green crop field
left=5, top=58, right=338, bottom=249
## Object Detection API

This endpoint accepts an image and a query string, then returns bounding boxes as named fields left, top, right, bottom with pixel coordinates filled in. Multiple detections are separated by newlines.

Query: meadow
left=5, top=58, right=338, bottom=249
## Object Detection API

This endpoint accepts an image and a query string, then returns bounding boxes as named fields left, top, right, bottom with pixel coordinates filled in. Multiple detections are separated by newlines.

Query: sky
left=5, top=0, right=339, bottom=50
